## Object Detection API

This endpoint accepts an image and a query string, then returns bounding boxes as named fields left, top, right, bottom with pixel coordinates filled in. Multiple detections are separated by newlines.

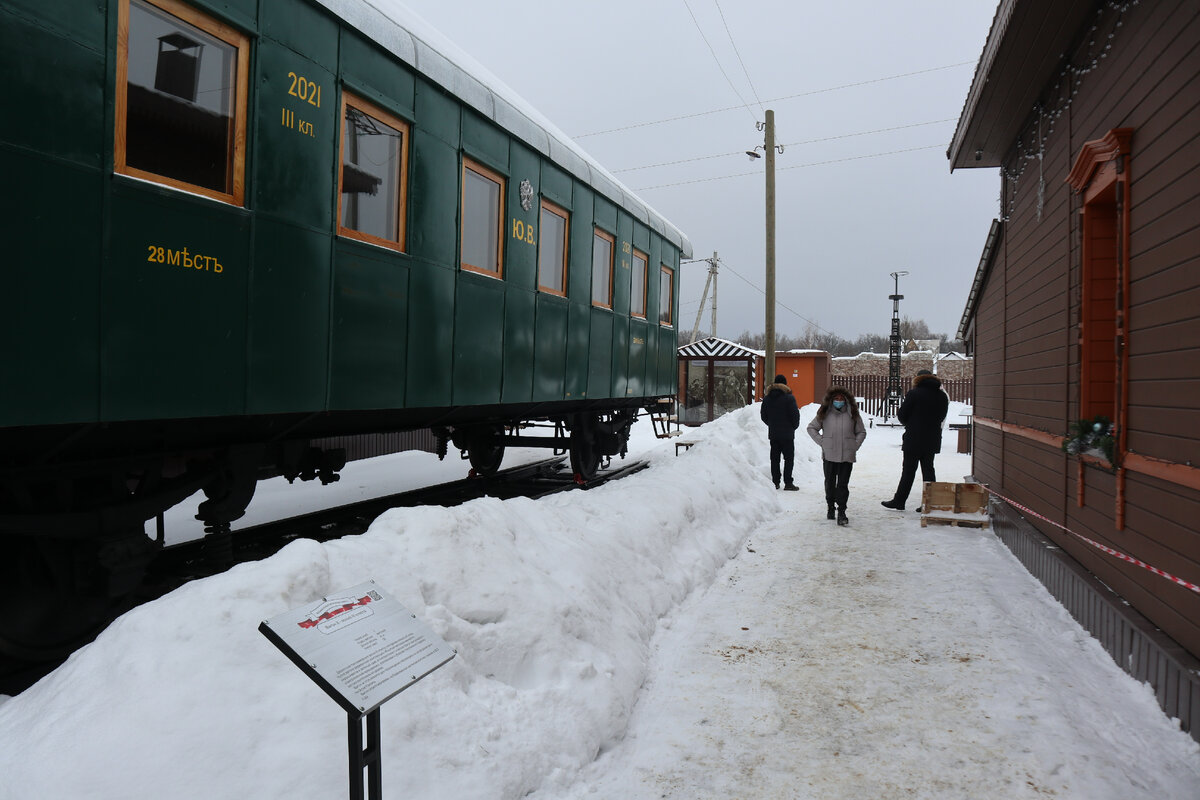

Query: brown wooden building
left=951, top=0, right=1200, bottom=739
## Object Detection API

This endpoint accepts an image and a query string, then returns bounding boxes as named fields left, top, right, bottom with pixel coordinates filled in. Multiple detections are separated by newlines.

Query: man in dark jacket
left=760, top=374, right=801, bottom=490
left=881, top=369, right=949, bottom=511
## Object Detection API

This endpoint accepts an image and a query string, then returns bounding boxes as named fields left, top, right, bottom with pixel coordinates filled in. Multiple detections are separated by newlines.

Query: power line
left=637, top=143, right=945, bottom=191
left=573, top=61, right=973, bottom=139
left=710, top=260, right=842, bottom=340
left=611, top=118, right=956, bottom=174
left=681, top=0, right=759, bottom=124
left=714, top=0, right=765, bottom=116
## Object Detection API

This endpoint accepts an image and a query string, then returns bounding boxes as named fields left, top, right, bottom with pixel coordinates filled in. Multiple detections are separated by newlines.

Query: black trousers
left=769, top=437, right=795, bottom=485
left=823, top=460, right=854, bottom=510
left=893, top=450, right=936, bottom=505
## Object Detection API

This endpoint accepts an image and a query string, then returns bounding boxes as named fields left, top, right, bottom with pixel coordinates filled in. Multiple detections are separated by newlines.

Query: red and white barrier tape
left=984, top=487, right=1200, bottom=595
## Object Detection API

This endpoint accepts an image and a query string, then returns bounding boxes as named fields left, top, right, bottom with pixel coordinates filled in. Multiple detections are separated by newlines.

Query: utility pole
left=764, top=110, right=777, bottom=389
left=710, top=251, right=718, bottom=339
left=886, top=270, right=909, bottom=422
left=689, top=252, right=720, bottom=344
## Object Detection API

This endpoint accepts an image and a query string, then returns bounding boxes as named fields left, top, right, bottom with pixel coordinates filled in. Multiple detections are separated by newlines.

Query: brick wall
left=831, top=352, right=973, bottom=383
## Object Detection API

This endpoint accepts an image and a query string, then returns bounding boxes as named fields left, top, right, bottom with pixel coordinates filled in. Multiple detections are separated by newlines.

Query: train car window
left=115, top=0, right=249, bottom=205
left=631, top=249, right=648, bottom=318
left=659, top=265, right=674, bottom=327
left=537, top=200, right=569, bottom=296
left=338, top=93, right=410, bottom=252
left=461, top=159, right=505, bottom=277
left=591, top=229, right=614, bottom=309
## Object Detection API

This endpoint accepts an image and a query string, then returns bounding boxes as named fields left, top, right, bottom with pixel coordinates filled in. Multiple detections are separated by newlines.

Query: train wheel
left=569, top=415, right=602, bottom=482
left=466, top=426, right=506, bottom=476
left=0, top=536, right=128, bottom=664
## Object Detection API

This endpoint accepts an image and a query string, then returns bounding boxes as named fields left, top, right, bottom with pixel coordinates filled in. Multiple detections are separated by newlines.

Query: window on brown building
left=1068, top=129, right=1132, bottom=423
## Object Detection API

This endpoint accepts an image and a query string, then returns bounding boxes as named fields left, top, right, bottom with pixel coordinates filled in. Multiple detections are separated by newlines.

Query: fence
left=834, top=375, right=972, bottom=418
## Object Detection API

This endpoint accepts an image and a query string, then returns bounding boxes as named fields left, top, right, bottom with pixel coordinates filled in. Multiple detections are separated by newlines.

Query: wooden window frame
left=591, top=228, right=615, bottom=309
left=337, top=92, right=410, bottom=253
left=114, top=0, right=249, bottom=206
left=536, top=199, right=569, bottom=297
left=659, top=264, right=674, bottom=327
left=460, top=158, right=506, bottom=278
left=1066, top=127, right=1133, bottom=527
left=630, top=248, right=648, bottom=319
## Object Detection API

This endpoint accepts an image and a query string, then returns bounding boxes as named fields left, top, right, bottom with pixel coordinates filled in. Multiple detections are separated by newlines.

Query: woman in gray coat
left=806, top=386, right=867, bottom=526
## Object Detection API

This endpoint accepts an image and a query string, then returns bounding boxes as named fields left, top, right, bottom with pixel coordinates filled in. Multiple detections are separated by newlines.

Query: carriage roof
left=315, top=0, right=693, bottom=259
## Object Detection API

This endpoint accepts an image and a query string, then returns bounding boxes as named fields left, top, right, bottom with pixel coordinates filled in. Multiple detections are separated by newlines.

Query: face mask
left=832, top=399, right=846, bottom=410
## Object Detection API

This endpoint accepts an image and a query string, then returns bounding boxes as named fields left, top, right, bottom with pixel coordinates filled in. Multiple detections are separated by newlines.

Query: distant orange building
left=763, top=350, right=831, bottom=406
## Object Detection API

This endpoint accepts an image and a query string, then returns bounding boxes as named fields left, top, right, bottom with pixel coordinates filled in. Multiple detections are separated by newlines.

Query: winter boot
left=880, top=499, right=904, bottom=511
left=826, top=504, right=836, bottom=520
left=783, top=482, right=799, bottom=491
left=837, top=509, right=848, bottom=526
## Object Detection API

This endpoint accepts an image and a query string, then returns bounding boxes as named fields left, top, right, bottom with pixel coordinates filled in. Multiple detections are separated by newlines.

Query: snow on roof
left=314, top=0, right=693, bottom=258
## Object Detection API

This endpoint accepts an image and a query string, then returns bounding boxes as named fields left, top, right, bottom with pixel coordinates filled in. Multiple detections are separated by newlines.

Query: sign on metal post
left=260, top=580, right=456, bottom=800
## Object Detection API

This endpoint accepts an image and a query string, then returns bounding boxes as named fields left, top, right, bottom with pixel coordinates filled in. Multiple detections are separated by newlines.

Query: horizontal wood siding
left=972, top=264, right=1006, bottom=421
left=1123, top=3, right=1200, bottom=467
left=968, top=0, right=1200, bottom=724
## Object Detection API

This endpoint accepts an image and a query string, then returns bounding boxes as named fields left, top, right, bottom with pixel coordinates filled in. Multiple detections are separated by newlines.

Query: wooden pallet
left=920, top=481, right=991, bottom=529
left=920, top=515, right=990, bottom=529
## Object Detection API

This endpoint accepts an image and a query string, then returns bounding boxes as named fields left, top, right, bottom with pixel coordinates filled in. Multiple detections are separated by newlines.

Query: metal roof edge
left=957, top=218, right=1003, bottom=341
left=948, top=0, right=1017, bottom=171
left=314, top=0, right=690, bottom=256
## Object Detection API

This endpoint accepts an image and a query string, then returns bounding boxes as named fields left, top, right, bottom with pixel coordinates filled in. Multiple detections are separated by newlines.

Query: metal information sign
left=260, top=579, right=456, bottom=715
left=260, top=580, right=456, bottom=800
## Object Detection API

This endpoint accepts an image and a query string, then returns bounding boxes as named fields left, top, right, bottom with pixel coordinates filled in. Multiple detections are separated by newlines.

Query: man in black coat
left=760, top=374, right=801, bottom=490
left=881, top=369, right=949, bottom=511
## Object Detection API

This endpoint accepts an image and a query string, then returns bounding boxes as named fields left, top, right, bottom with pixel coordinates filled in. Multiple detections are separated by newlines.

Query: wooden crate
left=920, top=481, right=990, bottom=528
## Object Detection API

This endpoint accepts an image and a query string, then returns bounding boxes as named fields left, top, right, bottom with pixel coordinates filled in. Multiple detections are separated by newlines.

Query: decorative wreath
left=1062, top=415, right=1116, bottom=465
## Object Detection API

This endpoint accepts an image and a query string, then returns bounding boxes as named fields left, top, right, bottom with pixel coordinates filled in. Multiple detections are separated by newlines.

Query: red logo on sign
left=297, top=595, right=373, bottom=629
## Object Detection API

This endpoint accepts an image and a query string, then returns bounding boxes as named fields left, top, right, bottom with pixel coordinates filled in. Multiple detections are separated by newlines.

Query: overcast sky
left=398, top=0, right=1002, bottom=343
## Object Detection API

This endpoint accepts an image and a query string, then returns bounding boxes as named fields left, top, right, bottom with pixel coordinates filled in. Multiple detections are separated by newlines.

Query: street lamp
left=886, top=270, right=909, bottom=421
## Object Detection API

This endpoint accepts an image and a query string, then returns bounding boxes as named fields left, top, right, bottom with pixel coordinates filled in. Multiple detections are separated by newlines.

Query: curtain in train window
left=339, top=94, right=409, bottom=252
left=116, top=0, right=248, bottom=205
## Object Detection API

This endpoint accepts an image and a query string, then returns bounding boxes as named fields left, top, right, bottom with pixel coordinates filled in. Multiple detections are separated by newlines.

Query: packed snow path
left=564, top=477, right=1200, bottom=798
left=0, top=405, right=1197, bottom=799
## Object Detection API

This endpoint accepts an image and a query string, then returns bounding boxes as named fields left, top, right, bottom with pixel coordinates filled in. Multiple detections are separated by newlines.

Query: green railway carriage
left=0, top=0, right=691, bottom=678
